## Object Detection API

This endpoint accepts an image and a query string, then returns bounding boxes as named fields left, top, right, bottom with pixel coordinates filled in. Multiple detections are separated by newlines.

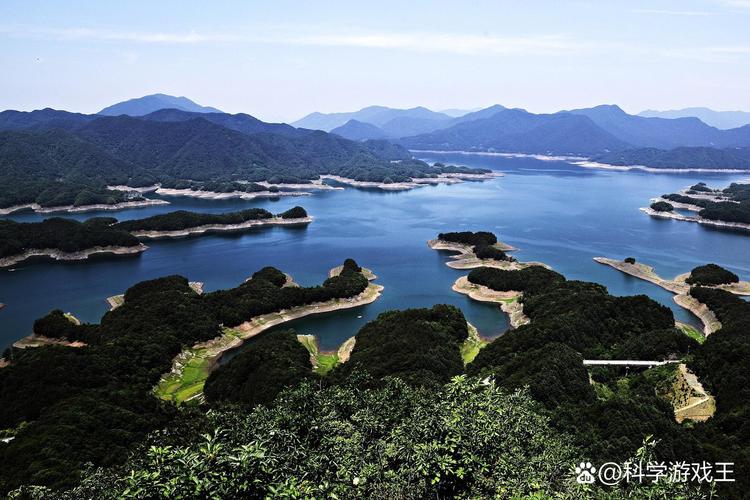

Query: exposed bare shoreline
left=591, top=257, right=749, bottom=336
left=320, top=172, right=501, bottom=191
left=427, top=238, right=549, bottom=271
left=0, top=199, right=169, bottom=216
left=409, top=149, right=750, bottom=173
left=641, top=207, right=750, bottom=232
left=130, top=216, right=313, bottom=239
left=155, top=267, right=383, bottom=403
left=451, top=276, right=529, bottom=329
left=0, top=244, right=148, bottom=268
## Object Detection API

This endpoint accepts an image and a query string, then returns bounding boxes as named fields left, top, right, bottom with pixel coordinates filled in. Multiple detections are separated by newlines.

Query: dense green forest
left=686, top=263, right=740, bottom=286
left=466, top=265, right=706, bottom=472
left=437, top=230, right=513, bottom=261
left=0, top=207, right=308, bottom=262
left=2, top=258, right=747, bottom=496
left=650, top=200, right=674, bottom=212
left=4, top=298, right=701, bottom=498
left=204, top=329, right=313, bottom=407
left=662, top=182, right=750, bottom=224
left=687, top=285, right=750, bottom=491
left=334, top=305, right=467, bottom=387
left=0, top=217, right=140, bottom=259
left=594, top=146, right=750, bottom=169
left=0, top=111, right=472, bottom=209
left=0, top=260, right=369, bottom=491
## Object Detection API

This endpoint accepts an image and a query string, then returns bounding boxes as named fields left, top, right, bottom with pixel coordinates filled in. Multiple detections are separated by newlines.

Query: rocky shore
left=0, top=244, right=148, bottom=268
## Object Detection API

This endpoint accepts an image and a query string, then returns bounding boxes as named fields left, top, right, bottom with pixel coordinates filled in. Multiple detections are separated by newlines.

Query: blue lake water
left=1, top=153, right=749, bottom=351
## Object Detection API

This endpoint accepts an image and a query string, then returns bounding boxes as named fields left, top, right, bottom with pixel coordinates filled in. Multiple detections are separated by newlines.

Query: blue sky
left=1, top=0, right=749, bottom=121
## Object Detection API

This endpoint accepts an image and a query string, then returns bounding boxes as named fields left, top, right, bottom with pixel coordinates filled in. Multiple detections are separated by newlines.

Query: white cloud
left=0, top=26, right=580, bottom=56
left=630, top=8, right=713, bottom=16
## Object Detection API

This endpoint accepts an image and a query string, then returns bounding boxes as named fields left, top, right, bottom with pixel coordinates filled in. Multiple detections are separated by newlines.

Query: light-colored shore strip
left=649, top=197, right=705, bottom=212
left=427, top=238, right=549, bottom=271
left=151, top=187, right=310, bottom=200
left=0, top=199, right=169, bottom=216
left=575, top=160, right=750, bottom=174
left=593, top=257, right=688, bottom=294
left=410, top=149, right=587, bottom=162
left=107, top=281, right=203, bottom=311
left=328, top=264, right=378, bottom=280
left=641, top=207, right=750, bottom=232
left=319, top=172, right=500, bottom=191
left=129, top=216, right=313, bottom=239
left=0, top=244, right=148, bottom=268
left=452, top=276, right=529, bottom=329
left=12, top=334, right=87, bottom=349
left=593, top=257, right=731, bottom=336
left=155, top=269, right=383, bottom=403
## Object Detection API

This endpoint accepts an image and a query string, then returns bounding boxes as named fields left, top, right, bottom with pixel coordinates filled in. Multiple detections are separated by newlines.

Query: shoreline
left=452, top=276, right=529, bottom=329
left=0, top=199, right=169, bottom=216
left=427, top=238, right=549, bottom=271
left=592, top=257, right=749, bottom=335
left=319, top=172, right=501, bottom=191
left=129, top=216, right=313, bottom=239
left=575, top=160, right=750, bottom=174
left=641, top=207, right=750, bottom=232
left=410, top=149, right=587, bottom=162
left=155, top=267, right=383, bottom=404
left=0, top=244, right=147, bottom=268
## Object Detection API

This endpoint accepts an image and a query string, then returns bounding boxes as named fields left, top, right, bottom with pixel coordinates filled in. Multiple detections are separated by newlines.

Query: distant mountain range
left=639, top=107, right=750, bottom=130
left=0, top=101, right=439, bottom=210
left=98, top=93, right=222, bottom=116
left=3, top=94, right=750, bottom=192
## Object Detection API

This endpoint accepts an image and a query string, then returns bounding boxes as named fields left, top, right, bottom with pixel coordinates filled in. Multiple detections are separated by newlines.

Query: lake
left=1, top=153, right=749, bottom=351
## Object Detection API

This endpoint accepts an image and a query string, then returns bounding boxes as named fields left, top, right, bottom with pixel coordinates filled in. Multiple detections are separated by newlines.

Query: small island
left=428, top=230, right=549, bottom=270
left=641, top=181, right=750, bottom=231
left=114, top=206, right=311, bottom=239
left=0, top=206, right=311, bottom=267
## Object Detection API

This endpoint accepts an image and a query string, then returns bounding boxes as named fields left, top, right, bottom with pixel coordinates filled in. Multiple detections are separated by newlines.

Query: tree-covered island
left=0, top=206, right=310, bottom=266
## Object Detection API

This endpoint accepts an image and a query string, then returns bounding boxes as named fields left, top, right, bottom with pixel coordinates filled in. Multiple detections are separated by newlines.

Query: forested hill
left=0, top=109, right=434, bottom=210
left=592, top=146, right=750, bottom=169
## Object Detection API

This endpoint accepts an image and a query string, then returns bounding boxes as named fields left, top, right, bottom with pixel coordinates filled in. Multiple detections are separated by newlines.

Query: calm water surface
left=1, top=154, right=748, bottom=351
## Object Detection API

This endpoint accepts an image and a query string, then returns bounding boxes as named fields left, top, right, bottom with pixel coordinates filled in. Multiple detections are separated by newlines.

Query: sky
left=1, top=0, right=749, bottom=122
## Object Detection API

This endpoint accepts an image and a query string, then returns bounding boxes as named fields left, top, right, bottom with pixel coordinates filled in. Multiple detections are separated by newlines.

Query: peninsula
left=155, top=259, right=383, bottom=403
left=594, top=257, right=750, bottom=336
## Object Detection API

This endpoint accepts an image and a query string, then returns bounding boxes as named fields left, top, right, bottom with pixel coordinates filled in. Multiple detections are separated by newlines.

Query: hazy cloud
left=0, top=26, right=580, bottom=55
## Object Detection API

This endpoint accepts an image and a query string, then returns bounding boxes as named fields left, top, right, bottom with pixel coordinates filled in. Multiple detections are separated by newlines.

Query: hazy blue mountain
left=399, top=108, right=629, bottom=155
left=0, top=108, right=95, bottom=131
left=292, top=105, right=453, bottom=131
left=639, top=107, right=750, bottom=130
left=439, top=108, right=477, bottom=117
left=450, top=104, right=508, bottom=124
left=330, top=119, right=388, bottom=141
left=564, top=104, right=750, bottom=149
left=98, top=93, right=222, bottom=116
left=593, top=146, right=750, bottom=169
left=141, top=108, right=304, bottom=137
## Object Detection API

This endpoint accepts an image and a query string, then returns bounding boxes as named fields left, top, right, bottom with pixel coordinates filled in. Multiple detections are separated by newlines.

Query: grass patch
left=461, top=322, right=488, bottom=365
left=676, top=322, right=705, bottom=344
left=314, top=353, right=339, bottom=375
left=297, top=334, right=340, bottom=375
